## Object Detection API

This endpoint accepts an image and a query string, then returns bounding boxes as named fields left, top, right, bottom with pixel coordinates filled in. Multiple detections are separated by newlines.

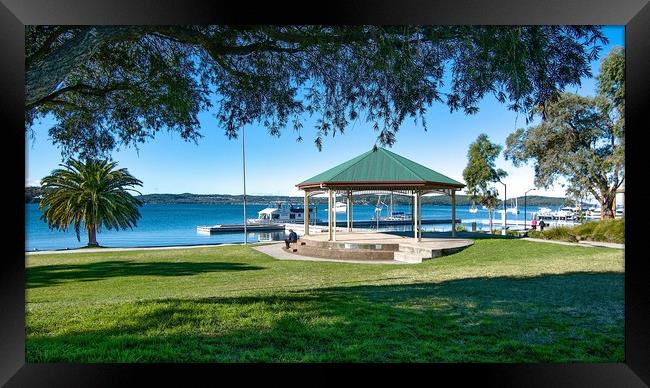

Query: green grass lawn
left=25, top=239, right=624, bottom=362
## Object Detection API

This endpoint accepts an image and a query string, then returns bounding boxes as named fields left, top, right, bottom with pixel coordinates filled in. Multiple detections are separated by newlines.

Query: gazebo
left=296, top=147, right=466, bottom=241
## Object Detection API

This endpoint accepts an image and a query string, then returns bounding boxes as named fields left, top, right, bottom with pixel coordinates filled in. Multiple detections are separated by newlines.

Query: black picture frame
left=2, top=0, right=648, bottom=386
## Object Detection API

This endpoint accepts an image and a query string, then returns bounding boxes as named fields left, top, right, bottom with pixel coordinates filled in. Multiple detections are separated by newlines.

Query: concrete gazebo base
left=281, top=232, right=474, bottom=264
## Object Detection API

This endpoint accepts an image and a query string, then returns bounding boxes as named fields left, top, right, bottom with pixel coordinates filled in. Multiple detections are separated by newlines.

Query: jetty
left=197, top=218, right=461, bottom=234
left=197, top=224, right=285, bottom=234
left=314, top=218, right=461, bottom=228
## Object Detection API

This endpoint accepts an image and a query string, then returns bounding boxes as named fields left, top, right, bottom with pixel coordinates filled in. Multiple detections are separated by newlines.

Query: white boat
left=327, top=202, right=347, bottom=213
left=371, top=193, right=413, bottom=222
left=584, top=205, right=624, bottom=220
left=248, top=201, right=319, bottom=224
left=535, top=207, right=555, bottom=221
left=197, top=224, right=286, bottom=234
left=551, top=206, right=575, bottom=220
left=530, top=206, right=582, bottom=223
left=585, top=206, right=601, bottom=220
left=469, top=201, right=478, bottom=214
left=385, top=211, right=412, bottom=221
left=506, top=198, right=519, bottom=215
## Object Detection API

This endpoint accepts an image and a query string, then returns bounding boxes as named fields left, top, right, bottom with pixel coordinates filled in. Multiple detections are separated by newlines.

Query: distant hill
left=25, top=186, right=50, bottom=204
left=25, top=187, right=586, bottom=208
left=129, top=194, right=587, bottom=208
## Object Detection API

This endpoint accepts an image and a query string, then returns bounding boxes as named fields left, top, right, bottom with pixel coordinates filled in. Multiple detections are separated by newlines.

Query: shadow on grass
left=26, top=260, right=264, bottom=289
left=26, top=271, right=624, bottom=362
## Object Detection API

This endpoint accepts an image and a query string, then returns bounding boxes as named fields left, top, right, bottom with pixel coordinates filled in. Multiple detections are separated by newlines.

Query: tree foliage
left=25, top=26, right=607, bottom=158
left=504, top=48, right=624, bottom=219
left=462, top=134, right=508, bottom=231
left=39, top=159, right=143, bottom=246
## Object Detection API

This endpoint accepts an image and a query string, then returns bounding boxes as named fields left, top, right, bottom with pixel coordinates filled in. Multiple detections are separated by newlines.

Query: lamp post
left=242, top=125, right=247, bottom=244
left=524, top=188, right=535, bottom=230
left=497, top=180, right=506, bottom=235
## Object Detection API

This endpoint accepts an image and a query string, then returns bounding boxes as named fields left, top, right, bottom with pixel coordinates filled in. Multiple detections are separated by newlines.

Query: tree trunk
left=489, top=210, right=493, bottom=233
left=600, top=192, right=616, bottom=220
left=87, top=224, right=99, bottom=247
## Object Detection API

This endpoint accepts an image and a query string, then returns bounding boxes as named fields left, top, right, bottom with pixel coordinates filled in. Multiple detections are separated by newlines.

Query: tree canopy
left=25, top=26, right=607, bottom=158
left=462, top=134, right=507, bottom=231
left=504, top=48, right=624, bottom=219
left=39, top=159, right=143, bottom=246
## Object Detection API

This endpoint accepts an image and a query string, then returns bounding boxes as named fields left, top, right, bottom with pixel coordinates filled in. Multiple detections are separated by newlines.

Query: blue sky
left=25, top=26, right=624, bottom=200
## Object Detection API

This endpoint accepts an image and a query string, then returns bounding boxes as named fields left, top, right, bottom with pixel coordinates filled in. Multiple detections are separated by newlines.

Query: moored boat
left=249, top=201, right=319, bottom=224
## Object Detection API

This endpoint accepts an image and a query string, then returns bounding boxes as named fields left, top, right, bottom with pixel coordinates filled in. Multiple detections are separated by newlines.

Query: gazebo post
left=413, top=191, right=419, bottom=241
left=328, top=189, right=333, bottom=241
left=332, top=191, right=337, bottom=241
left=418, top=191, right=422, bottom=242
left=303, top=190, right=310, bottom=236
left=451, top=189, right=457, bottom=238
left=346, top=190, right=352, bottom=232
left=350, top=191, right=354, bottom=231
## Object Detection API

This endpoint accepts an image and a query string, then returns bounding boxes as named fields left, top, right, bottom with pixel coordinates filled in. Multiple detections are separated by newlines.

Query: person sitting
left=285, top=229, right=298, bottom=249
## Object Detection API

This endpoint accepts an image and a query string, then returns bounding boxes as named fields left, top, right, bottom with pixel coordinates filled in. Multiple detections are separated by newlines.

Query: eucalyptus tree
left=462, top=134, right=507, bottom=233
left=504, top=48, right=624, bottom=219
left=26, top=26, right=607, bottom=158
left=39, top=159, right=143, bottom=247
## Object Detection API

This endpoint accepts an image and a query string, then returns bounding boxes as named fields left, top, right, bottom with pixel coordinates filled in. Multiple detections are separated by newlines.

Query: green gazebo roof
left=296, top=147, right=465, bottom=191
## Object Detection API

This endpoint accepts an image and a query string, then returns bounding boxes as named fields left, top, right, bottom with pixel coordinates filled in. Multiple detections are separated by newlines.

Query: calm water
left=25, top=203, right=538, bottom=251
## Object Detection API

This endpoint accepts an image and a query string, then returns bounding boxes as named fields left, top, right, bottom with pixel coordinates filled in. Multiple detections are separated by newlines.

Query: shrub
left=455, top=224, right=466, bottom=232
left=590, top=219, right=624, bottom=243
left=541, top=226, right=578, bottom=242
left=526, top=219, right=624, bottom=244
left=574, top=221, right=598, bottom=236
left=506, top=229, right=521, bottom=237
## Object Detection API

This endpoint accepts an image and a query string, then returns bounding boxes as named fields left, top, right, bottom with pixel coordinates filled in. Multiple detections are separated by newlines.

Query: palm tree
left=39, top=158, right=143, bottom=247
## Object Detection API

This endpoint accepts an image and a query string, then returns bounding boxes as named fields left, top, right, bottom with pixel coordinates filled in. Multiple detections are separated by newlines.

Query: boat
left=584, top=205, right=624, bottom=220
left=327, top=202, right=347, bottom=213
left=554, top=206, right=575, bottom=220
left=385, top=192, right=412, bottom=221
left=248, top=201, right=319, bottom=224
left=373, top=195, right=386, bottom=223
left=198, top=201, right=320, bottom=233
left=197, top=223, right=286, bottom=234
left=585, top=206, right=601, bottom=220
left=469, top=201, right=478, bottom=214
left=371, top=193, right=413, bottom=224
left=529, top=205, right=583, bottom=224
left=385, top=211, right=412, bottom=221
left=615, top=205, right=624, bottom=218
left=535, top=207, right=555, bottom=221
left=506, top=197, right=519, bottom=215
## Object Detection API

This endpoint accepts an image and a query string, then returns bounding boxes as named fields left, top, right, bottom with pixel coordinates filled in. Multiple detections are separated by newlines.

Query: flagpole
left=242, top=125, right=247, bottom=244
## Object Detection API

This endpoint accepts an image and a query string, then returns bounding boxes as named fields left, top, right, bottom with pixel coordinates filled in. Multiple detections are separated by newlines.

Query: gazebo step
left=393, top=251, right=424, bottom=263
left=397, top=244, right=436, bottom=258
left=299, top=239, right=400, bottom=252
left=290, top=245, right=395, bottom=261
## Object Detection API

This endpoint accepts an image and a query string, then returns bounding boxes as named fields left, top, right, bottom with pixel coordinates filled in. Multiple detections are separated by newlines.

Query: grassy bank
left=529, top=219, right=624, bottom=244
left=26, top=240, right=624, bottom=362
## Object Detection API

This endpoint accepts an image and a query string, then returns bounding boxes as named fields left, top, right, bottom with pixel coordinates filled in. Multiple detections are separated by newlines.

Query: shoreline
left=25, top=241, right=275, bottom=255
